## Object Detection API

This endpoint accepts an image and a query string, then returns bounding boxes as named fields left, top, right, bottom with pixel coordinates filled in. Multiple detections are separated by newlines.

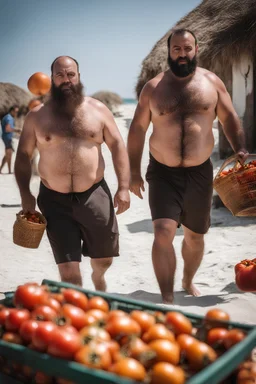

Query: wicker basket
left=13, top=211, right=47, bottom=249
left=213, top=154, right=256, bottom=216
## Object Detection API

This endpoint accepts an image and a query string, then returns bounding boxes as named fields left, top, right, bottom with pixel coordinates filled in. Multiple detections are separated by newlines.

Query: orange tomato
left=106, top=316, right=141, bottom=339
left=206, top=328, right=229, bottom=348
left=186, top=341, right=217, bottom=370
left=143, top=323, right=175, bottom=343
left=150, top=362, right=186, bottom=384
left=74, top=341, right=111, bottom=370
left=148, top=340, right=180, bottom=365
left=223, top=329, right=246, bottom=349
left=109, top=358, right=146, bottom=381
left=165, top=312, right=193, bottom=335
left=130, top=310, right=156, bottom=333
left=87, top=296, right=109, bottom=313
left=27, top=72, right=51, bottom=96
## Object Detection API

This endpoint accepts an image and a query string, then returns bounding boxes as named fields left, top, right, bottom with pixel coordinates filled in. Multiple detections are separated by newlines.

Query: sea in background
left=123, top=98, right=137, bottom=104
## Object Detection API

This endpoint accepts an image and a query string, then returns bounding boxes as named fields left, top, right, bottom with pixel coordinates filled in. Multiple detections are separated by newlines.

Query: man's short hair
left=51, top=56, right=79, bottom=74
left=9, top=105, right=19, bottom=113
left=167, top=28, right=197, bottom=49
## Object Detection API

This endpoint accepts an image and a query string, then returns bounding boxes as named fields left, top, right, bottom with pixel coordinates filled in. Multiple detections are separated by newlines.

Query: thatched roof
left=91, top=91, right=123, bottom=113
left=136, top=0, right=256, bottom=98
left=0, top=83, right=33, bottom=119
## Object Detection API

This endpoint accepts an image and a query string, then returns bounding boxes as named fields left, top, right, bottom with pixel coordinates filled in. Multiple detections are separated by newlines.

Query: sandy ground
left=0, top=104, right=255, bottom=325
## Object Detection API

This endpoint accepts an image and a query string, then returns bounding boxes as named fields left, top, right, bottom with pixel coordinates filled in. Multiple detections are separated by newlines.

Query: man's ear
left=195, top=44, right=199, bottom=54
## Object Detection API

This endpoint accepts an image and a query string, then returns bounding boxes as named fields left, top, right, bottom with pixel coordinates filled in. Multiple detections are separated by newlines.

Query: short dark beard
left=50, top=81, right=84, bottom=117
left=168, top=55, right=197, bottom=78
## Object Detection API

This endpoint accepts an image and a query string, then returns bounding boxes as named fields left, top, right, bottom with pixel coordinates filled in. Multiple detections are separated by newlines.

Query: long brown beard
left=50, top=81, right=84, bottom=117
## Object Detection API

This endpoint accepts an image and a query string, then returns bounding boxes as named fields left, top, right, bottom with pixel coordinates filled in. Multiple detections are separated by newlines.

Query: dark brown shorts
left=37, top=179, right=119, bottom=264
left=146, top=154, right=213, bottom=234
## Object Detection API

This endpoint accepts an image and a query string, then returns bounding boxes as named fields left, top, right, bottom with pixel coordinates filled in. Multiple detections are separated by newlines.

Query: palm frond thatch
left=135, top=0, right=256, bottom=97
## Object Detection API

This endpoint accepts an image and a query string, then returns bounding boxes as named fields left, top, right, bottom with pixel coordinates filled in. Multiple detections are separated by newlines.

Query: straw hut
left=135, top=0, right=256, bottom=157
left=92, top=91, right=123, bottom=115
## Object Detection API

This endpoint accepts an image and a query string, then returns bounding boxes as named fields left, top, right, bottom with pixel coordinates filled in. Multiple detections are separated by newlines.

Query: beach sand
left=0, top=103, right=255, bottom=324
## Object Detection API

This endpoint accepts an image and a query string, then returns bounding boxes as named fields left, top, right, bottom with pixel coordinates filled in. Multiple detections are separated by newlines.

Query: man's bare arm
left=101, top=104, right=130, bottom=214
left=214, top=75, right=248, bottom=160
left=127, top=82, right=152, bottom=176
left=14, top=112, right=37, bottom=200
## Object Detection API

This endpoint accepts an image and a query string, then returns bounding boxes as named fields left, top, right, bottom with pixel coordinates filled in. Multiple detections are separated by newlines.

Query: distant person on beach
left=14, top=56, right=130, bottom=290
left=127, top=28, right=248, bottom=304
left=0, top=105, right=20, bottom=174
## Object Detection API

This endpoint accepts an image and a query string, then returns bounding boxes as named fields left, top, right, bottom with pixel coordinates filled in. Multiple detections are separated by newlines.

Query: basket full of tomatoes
left=0, top=279, right=255, bottom=384
left=213, top=154, right=256, bottom=216
left=13, top=211, right=47, bottom=249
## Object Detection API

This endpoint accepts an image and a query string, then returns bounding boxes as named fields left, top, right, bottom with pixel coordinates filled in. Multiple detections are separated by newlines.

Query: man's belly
left=149, top=118, right=215, bottom=167
left=37, top=145, right=105, bottom=193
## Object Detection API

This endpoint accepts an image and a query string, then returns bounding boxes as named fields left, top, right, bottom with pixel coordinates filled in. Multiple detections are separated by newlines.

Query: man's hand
left=114, top=188, right=130, bottom=215
left=21, top=192, right=36, bottom=214
left=130, top=174, right=145, bottom=199
left=237, top=149, right=249, bottom=165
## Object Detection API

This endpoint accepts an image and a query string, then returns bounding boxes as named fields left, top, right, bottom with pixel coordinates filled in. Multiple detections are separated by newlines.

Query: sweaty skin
left=128, top=32, right=248, bottom=303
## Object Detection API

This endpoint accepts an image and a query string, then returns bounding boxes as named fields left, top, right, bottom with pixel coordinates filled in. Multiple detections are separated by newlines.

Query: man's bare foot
left=91, top=273, right=107, bottom=292
left=162, top=294, right=174, bottom=304
left=182, top=280, right=201, bottom=296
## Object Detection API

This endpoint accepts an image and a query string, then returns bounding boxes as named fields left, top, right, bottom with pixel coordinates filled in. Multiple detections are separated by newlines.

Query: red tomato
left=32, top=321, right=58, bottom=352
left=235, top=259, right=256, bottom=292
left=176, top=334, right=197, bottom=352
left=86, top=309, right=108, bottom=322
left=45, top=297, right=61, bottom=312
left=206, top=328, right=229, bottom=348
left=31, top=305, right=58, bottom=321
left=107, top=310, right=127, bottom=322
left=14, top=284, right=49, bottom=310
left=0, top=307, right=11, bottom=325
left=165, top=312, right=193, bottom=335
left=34, top=371, right=53, bottom=384
left=5, top=309, right=30, bottom=331
left=61, top=304, right=88, bottom=330
left=63, top=289, right=88, bottom=311
left=51, top=293, right=65, bottom=305
left=47, top=327, right=82, bottom=359
left=224, top=329, right=246, bottom=349
left=2, top=332, right=23, bottom=344
left=87, top=296, right=109, bottom=313
left=19, top=319, right=39, bottom=344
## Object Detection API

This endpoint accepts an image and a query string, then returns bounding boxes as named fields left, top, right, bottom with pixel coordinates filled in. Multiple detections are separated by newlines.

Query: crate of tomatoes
left=0, top=279, right=255, bottom=384
left=213, top=154, right=256, bottom=216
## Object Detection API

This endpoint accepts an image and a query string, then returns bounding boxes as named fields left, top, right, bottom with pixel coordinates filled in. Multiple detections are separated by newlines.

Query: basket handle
left=215, top=153, right=256, bottom=178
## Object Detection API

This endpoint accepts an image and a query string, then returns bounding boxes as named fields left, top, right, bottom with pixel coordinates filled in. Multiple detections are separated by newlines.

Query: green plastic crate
left=0, top=279, right=255, bottom=384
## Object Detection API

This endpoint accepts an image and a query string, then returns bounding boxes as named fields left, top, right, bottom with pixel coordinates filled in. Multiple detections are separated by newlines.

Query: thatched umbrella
left=91, top=91, right=123, bottom=114
left=0, top=83, right=33, bottom=119
left=135, top=0, right=256, bottom=98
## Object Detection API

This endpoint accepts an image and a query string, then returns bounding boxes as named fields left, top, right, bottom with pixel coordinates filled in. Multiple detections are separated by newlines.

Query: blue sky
left=0, top=0, right=201, bottom=98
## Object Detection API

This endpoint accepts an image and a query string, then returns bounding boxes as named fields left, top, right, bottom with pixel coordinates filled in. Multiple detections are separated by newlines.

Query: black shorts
left=2, top=138, right=14, bottom=151
left=37, top=179, right=119, bottom=264
left=146, top=153, right=213, bottom=234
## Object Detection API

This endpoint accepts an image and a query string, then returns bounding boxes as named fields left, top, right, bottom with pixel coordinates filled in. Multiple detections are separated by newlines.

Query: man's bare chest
left=36, top=113, right=103, bottom=143
left=151, top=80, right=218, bottom=117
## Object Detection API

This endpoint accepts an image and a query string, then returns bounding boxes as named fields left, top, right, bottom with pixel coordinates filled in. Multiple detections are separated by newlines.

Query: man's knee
left=58, top=262, right=82, bottom=285
left=153, top=219, right=177, bottom=245
left=91, top=257, right=113, bottom=274
left=184, top=232, right=204, bottom=248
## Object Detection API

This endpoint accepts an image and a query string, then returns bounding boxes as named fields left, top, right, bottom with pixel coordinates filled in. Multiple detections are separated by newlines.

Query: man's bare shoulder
left=85, top=96, right=113, bottom=117
left=24, top=103, right=46, bottom=124
left=199, top=67, right=225, bottom=90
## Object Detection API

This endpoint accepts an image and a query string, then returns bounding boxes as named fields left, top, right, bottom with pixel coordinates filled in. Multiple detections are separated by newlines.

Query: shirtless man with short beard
left=128, top=29, right=248, bottom=303
left=15, top=56, right=130, bottom=291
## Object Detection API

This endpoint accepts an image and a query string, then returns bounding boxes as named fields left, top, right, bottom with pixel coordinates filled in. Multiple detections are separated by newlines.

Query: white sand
left=0, top=104, right=255, bottom=325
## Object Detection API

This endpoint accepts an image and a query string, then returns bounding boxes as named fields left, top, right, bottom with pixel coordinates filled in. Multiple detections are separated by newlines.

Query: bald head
left=51, top=56, right=79, bottom=75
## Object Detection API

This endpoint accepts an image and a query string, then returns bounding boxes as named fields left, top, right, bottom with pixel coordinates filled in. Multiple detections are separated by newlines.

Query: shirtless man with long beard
left=15, top=56, right=130, bottom=290
left=128, top=29, right=248, bottom=303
